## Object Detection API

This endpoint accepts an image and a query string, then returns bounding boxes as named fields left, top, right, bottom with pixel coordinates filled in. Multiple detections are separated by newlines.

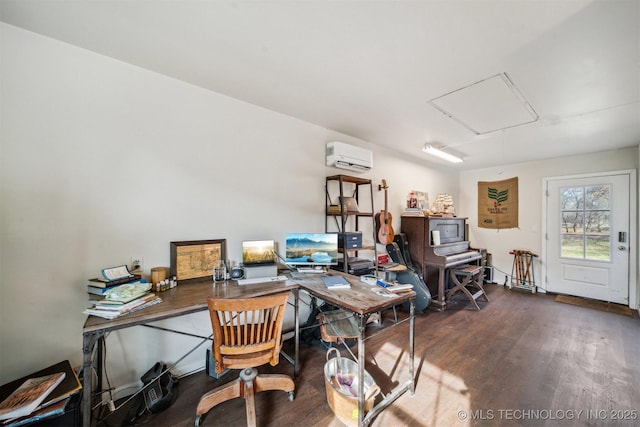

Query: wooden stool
left=447, top=265, right=489, bottom=310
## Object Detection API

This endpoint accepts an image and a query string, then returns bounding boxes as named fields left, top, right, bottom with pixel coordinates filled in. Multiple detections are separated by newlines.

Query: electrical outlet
left=130, top=257, right=144, bottom=271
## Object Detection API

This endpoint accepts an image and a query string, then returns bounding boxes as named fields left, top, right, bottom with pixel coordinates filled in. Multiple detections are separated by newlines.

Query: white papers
left=432, top=230, right=441, bottom=246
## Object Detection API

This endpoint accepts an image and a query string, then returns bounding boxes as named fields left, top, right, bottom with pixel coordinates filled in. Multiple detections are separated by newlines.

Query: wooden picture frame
left=170, top=239, right=226, bottom=284
left=413, top=191, right=429, bottom=211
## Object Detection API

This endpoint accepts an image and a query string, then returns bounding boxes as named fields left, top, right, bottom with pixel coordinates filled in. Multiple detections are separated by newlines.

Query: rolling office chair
left=195, top=292, right=295, bottom=427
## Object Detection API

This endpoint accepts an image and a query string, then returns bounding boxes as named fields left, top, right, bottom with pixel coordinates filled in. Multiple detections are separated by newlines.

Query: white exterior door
left=545, top=172, right=631, bottom=304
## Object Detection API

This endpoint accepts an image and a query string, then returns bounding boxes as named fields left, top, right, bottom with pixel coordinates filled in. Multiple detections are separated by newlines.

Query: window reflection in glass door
left=560, top=185, right=610, bottom=261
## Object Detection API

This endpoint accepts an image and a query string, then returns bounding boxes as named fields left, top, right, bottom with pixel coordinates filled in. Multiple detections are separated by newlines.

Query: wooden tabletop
left=83, top=271, right=415, bottom=333
left=291, top=271, right=415, bottom=315
left=83, top=277, right=299, bottom=334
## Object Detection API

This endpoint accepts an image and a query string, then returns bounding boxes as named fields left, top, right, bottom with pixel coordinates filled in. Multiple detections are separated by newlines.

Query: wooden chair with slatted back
left=195, top=292, right=295, bottom=427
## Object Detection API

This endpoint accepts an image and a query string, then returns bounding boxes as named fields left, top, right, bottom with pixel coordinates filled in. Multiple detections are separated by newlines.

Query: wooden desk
left=82, top=278, right=300, bottom=427
left=293, top=271, right=415, bottom=427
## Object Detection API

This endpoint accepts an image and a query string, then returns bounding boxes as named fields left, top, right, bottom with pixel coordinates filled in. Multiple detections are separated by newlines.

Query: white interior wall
left=459, top=147, right=639, bottom=308
left=0, top=23, right=458, bottom=388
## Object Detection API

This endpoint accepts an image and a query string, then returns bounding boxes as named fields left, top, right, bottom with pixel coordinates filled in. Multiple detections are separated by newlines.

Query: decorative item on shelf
left=414, top=191, right=429, bottom=211
left=432, top=193, right=455, bottom=217
left=403, top=190, right=429, bottom=216
left=337, top=196, right=359, bottom=213
left=406, top=191, right=418, bottom=209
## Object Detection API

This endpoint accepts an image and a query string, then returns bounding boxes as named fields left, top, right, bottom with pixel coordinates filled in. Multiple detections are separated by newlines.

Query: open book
left=101, top=265, right=133, bottom=281
left=88, top=265, right=140, bottom=288
left=0, top=373, right=66, bottom=420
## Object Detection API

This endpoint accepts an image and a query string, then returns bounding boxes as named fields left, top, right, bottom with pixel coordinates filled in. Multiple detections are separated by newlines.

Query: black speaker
left=483, top=266, right=494, bottom=283
left=230, top=266, right=245, bottom=279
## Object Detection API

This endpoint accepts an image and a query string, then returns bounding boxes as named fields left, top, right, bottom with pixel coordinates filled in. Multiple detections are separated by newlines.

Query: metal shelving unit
left=325, top=174, right=377, bottom=275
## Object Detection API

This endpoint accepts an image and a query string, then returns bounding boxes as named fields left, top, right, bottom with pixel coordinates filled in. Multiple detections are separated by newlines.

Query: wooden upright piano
left=400, top=216, right=481, bottom=310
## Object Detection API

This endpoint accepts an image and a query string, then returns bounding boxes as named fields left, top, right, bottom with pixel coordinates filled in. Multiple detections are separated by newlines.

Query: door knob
left=618, top=246, right=627, bottom=251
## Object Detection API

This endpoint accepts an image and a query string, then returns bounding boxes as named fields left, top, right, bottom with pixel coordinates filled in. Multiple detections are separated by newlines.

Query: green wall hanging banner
left=478, top=177, right=518, bottom=229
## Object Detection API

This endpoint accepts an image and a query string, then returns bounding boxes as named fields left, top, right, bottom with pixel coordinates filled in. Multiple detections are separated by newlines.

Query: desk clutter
left=0, top=360, right=82, bottom=427
left=84, top=265, right=162, bottom=319
left=82, top=266, right=416, bottom=427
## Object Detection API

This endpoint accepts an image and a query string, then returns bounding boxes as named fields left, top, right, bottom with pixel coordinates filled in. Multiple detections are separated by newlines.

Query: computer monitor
left=241, top=240, right=276, bottom=266
left=284, top=233, right=338, bottom=266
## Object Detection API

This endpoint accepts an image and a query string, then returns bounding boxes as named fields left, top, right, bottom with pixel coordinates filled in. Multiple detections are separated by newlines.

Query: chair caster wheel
left=288, top=391, right=295, bottom=401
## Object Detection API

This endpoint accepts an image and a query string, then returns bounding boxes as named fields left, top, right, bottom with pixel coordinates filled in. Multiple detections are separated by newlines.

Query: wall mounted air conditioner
left=326, top=141, right=373, bottom=172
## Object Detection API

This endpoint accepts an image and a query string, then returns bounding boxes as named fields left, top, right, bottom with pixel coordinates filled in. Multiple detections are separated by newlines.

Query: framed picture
left=413, top=191, right=429, bottom=211
left=170, top=239, right=226, bottom=284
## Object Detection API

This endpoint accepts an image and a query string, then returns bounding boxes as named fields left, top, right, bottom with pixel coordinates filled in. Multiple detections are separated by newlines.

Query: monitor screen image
left=242, top=240, right=276, bottom=265
left=284, top=233, right=338, bottom=266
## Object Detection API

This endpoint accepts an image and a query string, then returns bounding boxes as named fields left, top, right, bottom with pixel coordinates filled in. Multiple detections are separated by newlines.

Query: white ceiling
left=2, top=0, right=639, bottom=170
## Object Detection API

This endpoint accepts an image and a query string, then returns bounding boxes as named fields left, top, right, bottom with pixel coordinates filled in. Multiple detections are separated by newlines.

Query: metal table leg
left=363, top=296, right=416, bottom=426
left=82, top=330, right=103, bottom=427
left=294, top=288, right=300, bottom=378
left=409, top=297, right=415, bottom=394
left=357, top=312, right=366, bottom=427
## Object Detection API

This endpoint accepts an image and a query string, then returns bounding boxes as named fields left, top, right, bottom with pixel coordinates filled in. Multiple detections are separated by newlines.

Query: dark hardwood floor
left=98, top=285, right=640, bottom=426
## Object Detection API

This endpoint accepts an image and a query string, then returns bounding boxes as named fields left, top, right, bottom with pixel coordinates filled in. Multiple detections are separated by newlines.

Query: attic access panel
left=429, top=73, right=538, bottom=135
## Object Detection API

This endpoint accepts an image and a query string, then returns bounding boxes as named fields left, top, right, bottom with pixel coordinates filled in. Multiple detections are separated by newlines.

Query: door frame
left=541, top=169, right=637, bottom=309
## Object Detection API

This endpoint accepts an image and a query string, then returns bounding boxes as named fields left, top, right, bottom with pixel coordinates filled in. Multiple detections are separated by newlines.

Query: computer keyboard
left=236, top=275, right=288, bottom=285
left=295, top=267, right=325, bottom=274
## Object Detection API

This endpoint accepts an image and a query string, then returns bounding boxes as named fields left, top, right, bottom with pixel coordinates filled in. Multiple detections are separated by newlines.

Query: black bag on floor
left=140, top=362, right=178, bottom=414
left=108, top=363, right=178, bottom=426
left=300, top=301, right=331, bottom=345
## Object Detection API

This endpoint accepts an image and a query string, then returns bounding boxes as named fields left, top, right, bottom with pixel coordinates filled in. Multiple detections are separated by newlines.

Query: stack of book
left=402, top=207, right=424, bottom=216
left=84, top=292, right=162, bottom=320
left=84, top=265, right=162, bottom=319
left=87, top=264, right=142, bottom=297
left=89, top=265, right=142, bottom=291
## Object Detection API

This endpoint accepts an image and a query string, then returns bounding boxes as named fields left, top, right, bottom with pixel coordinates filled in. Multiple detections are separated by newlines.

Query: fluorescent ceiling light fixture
left=423, top=144, right=463, bottom=163
left=429, top=73, right=539, bottom=135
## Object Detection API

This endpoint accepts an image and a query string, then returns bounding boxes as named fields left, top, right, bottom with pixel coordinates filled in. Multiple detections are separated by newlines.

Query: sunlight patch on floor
left=360, top=342, right=472, bottom=426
